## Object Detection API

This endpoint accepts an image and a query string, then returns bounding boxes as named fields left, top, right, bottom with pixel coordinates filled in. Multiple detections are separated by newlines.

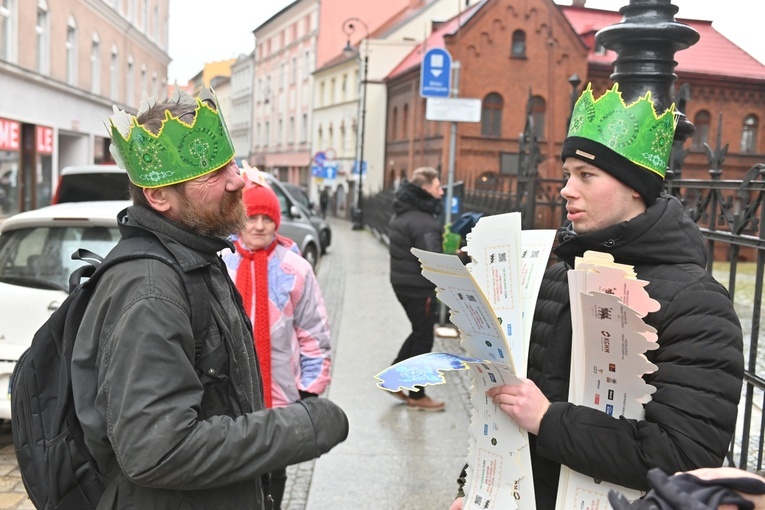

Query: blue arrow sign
left=420, top=48, right=452, bottom=98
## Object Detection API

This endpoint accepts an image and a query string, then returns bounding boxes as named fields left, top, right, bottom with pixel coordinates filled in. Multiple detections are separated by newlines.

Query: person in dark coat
left=388, top=166, right=446, bottom=411
left=72, top=88, right=349, bottom=509
left=450, top=84, right=744, bottom=510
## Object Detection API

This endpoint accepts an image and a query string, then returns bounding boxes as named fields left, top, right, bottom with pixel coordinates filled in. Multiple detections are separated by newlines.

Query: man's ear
left=143, top=186, right=173, bottom=213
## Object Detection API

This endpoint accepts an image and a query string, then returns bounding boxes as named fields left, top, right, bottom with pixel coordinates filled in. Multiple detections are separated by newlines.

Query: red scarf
left=234, top=238, right=277, bottom=408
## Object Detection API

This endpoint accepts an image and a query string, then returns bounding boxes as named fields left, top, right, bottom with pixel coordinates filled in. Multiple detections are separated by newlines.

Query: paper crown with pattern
left=108, top=87, right=235, bottom=188
left=566, top=83, right=678, bottom=178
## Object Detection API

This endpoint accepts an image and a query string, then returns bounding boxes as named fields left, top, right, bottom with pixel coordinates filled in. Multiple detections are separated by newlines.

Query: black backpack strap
left=87, top=236, right=211, bottom=358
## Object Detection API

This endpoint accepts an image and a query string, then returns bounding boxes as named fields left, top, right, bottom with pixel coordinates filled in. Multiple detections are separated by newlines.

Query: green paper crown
left=567, top=83, right=677, bottom=178
left=108, top=87, right=235, bottom=188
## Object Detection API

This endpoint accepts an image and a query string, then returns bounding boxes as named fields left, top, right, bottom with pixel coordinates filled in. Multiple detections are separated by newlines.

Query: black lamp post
left=567, top=73, right=582, bottom=130
left=342, top=17, right=369, bottom=231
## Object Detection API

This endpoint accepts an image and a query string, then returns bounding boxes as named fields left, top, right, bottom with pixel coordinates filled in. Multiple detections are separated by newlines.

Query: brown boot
left=406, top=395, right=445, bottom=412
left=388, top=390, right=408, bottom=402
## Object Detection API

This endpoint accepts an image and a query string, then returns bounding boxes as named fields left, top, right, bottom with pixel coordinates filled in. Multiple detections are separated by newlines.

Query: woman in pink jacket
left=222, top=181, right=332, bottom=509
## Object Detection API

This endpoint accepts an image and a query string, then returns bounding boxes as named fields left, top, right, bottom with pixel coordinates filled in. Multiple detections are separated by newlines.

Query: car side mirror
left=289, top=205, right=302, bottom=219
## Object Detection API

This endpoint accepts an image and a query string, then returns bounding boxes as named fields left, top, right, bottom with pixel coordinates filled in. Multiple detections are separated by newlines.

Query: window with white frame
left=280, top=62, right=286, bottom=89
left=91, top=33, right=101, bottom=94
left=0, top=0, right=17, bottom=62
left=141, top=0, right=148, bottom=31
left=66, top=16, right=78, bottom=86
left=277, top=119, right=283, bottom=145
left=291, top=57, right=297, bottom=84
left=288, top=116, right=294, bottom=144
left=152, top=4, right=159, bottom=41
left=110, top=45, right=119, bottom=100
left=36, top=1, right=49, bottom=74
left=301, top=114, right=307, bottom=143
left=256, top=123, right=261, bottom=147
left=126, top=56, right=135, bottom=106
left=741, top=114, right=759, bottom=153
left=303, top=50, right=310, bottom=78
left=140, top=65, right=147, bottom=97
left=265, top=121, right=270, bottom=146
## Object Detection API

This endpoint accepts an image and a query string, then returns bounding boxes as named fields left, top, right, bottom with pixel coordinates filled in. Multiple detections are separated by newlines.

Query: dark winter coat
left=388, top=181, right=443, bottom=296
left=527, top=195, right=744, bottom=510
left=72, top=206, right=323, bottom=509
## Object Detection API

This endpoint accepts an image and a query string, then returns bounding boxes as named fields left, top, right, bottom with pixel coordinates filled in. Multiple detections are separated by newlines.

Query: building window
left=279, top=62, right=286, bottom=89
left=317, top=125, right=323, bottom=148
left=152, top=4, right=159, bottom=41
left=0, top=0, right=16, bottom=62
left=481, top=93, right=503, bottom=136
left=531, top=95, right=546, bottom=139
left=66, top=16, right=78, bottom=86
left=36, top=1, right=49, bottom=74
left=391, top=107, right=398, bottom=140
left=511, top=30, right=526, bottom=58
left=277, top=119, right=283, bottom=146
left=291, top=57, right=297, bottom=84
left=140, top=65, right=147, bottom=98
left=741, top=115, right=759, bottom=153
left=141, top=0, right=148, bottom=31
left=328, top=123, right=333, bottom=150
left=288, top=116, right=295, bottom=144
left=330, top=78, right=336, bottom=104
left=304, top=50, right=311, bottom=78
left=342, top=74, right=347, bottom=101
left=91, top=33, right=101, bottom=94
left=152, top=71, right=158, bottom=98
left=301, top=113, right=308, bottom=143
left=110, top=46, right=119, bottom=100
left=255, top=123, right=261, bottom=147
left=692, top=110, right=710, bottom=150
left=265, top=121, right=270, bottom=146
left=403, top=104, right=409, bottom=138
left=126, top=56, right=135, bottom=106
left=319, top=81, right=325, bottom=107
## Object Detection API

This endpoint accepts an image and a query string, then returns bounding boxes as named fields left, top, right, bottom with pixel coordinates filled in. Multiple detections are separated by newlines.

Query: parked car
left=52, top=164, right=131, bottom=204
left=51, top=165, right=323, bottom=269
left=0, top=200, right=128, bottom=419
left=281, top=182, right=332, bottom=254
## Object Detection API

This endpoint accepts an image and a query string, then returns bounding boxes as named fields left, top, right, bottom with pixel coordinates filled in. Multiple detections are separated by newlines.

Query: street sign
left=426, top=97, right=482, bottom=123
left=313, top=151, right=326, bottom=166
left=352, top=160, right=367, bottom=176
left=420, top=48, right=452, bottom=98
left=311, top=161, right=338, bottom=180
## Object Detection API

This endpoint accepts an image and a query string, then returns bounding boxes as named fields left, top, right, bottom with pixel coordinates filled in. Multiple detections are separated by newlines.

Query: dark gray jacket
left=388, top=181, right=443, bottom=296
left=527, top=195, right=744, bottom=510
left=72, top=206, right=322, bottom=509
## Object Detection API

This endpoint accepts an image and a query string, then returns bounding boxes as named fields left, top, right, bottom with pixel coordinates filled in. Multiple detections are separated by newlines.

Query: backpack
left=11, top=235, right=211, bottom=510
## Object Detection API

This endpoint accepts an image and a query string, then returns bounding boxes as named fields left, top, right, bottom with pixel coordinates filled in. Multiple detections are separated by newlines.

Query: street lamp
left=567, top=73, right=582, bottom=130
left=342, top=17, right=369, bottom=231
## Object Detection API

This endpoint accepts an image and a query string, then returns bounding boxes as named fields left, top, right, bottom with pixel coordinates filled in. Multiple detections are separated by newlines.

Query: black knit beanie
left=561, top=136, right=664, bottom=206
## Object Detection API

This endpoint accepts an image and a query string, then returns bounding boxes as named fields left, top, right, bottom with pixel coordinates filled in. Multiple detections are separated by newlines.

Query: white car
left=0, top=200, right=127, bottom=419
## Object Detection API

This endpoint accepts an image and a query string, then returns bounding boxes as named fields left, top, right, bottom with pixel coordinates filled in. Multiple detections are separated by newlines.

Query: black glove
left=608, top=468, right=765, bottom=510
left=298, top=397, right=349, bottom=454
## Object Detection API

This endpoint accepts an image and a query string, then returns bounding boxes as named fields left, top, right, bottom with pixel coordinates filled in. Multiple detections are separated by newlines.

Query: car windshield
left=56, top=173, right=130, bottom=203
left=0, top=225, right=120, bottom=291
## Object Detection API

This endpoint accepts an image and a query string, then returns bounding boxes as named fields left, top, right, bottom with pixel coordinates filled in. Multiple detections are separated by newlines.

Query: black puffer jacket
left=527, top=195, right=744, bottom=510
left=388, top=181, right=443, bottom=296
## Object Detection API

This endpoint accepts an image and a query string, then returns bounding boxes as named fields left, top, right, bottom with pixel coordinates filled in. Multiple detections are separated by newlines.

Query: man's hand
left=685, top=467, right=765, bottom=510
left=486, top=379, right=550, bottom=435
left=449, top=496, right=464, bottom=510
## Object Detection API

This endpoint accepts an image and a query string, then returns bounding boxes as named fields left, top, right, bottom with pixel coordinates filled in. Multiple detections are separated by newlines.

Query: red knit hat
left=242, top=184, right=281, bottom=229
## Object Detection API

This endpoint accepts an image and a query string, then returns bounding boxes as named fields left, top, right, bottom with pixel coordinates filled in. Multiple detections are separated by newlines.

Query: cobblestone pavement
left=0, top=217, right=473, bottom=509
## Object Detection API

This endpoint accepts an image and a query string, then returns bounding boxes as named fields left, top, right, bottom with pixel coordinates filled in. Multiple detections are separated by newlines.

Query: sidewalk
left=284, top=217, right=472, bottom=510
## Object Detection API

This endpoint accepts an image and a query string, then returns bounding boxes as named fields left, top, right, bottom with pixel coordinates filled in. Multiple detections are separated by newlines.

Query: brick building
left=382, top=0, right=765, bottom=195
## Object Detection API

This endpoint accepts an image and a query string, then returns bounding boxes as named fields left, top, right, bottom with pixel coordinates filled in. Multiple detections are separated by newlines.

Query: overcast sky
left=167, top=0, right=765, bottom=84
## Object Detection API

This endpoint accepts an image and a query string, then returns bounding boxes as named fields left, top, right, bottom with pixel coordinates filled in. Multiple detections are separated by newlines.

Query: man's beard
left=173, top=187, right=247, bottom=238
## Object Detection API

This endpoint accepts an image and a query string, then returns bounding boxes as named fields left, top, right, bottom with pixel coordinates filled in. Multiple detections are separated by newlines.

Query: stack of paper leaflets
left=374, top=212, right=556, bottom=509
left=556, top=251, right=660, bottom=509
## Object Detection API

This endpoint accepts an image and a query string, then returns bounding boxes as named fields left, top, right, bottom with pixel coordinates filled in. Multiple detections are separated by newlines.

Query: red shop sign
left=36, top=125, right=54, bottom=155
left=0, top=117, right=20, bottom=152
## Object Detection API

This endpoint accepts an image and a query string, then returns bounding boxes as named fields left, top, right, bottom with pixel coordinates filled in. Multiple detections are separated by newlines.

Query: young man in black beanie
left=450, top=84, right=744, bottom=510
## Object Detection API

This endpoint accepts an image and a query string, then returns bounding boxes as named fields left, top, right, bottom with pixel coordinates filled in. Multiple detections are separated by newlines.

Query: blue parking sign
left=420, top=48, right=452, bottom=98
